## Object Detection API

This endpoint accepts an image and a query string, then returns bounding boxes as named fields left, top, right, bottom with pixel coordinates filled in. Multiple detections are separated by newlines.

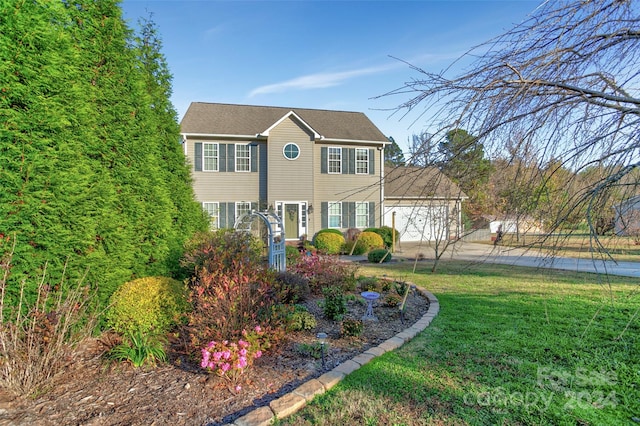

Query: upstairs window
left=203, top=143, right=219, bottom=171
left=283, top=143, right=300, bottom=160
left=355, top=148, right=369, bottom=174
left=328, top=147, right=342, bottom=174
left=236, top=144, right=250, bottom=172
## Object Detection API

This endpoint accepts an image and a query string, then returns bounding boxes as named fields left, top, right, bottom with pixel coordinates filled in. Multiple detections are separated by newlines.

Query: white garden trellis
left=234, top=211, right=286, bottom=272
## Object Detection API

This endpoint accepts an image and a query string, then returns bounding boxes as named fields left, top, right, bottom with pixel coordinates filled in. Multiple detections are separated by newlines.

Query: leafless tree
left=385, top=0, right=640, bottom=254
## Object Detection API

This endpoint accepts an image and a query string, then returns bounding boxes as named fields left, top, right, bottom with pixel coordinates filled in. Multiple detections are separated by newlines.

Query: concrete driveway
left=391, top=241, right=640, bottom=278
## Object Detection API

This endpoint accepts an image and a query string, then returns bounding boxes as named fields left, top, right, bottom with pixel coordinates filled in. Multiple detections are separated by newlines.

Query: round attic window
left=283, top=143, right=300, bottom=160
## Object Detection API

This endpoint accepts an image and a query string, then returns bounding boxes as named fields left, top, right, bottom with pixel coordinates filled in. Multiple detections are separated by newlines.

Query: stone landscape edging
left=228, top=284, right=440, bottom=426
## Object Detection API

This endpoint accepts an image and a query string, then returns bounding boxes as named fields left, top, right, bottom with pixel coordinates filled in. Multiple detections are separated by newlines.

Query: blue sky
left=121, top=0, right=540, bottom=154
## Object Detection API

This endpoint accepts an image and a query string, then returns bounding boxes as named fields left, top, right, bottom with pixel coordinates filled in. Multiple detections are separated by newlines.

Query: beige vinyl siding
left=186, top=138, right=261, bottom=202
left=267, top=116, right=314, bottom=201
left=313, top=142, right=382, bottom=232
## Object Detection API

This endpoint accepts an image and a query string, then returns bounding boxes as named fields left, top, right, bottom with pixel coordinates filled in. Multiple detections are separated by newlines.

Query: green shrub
left=358, top=277, right=380, bottom=292
left=342, top=240, right=366, bottom=255
left=295, top=341, right=324, bottom=359
left=364, top=226, right=400, bottom=248
left=383, top=293, right=403, bottom=307
left=287, top=308, right=317, bottom=332
left=368, top=249, right=392, bottom=263
left=314, top=228, right=344, bottom=238
left=274, top=271, right=310, bottom=304
left=106, top=276, right=189, bottom=336
left=341, top=318, right=364, bottom=337
left=356, top=231, right=384, bottom=252
left=314, top=232, right=345, bottom=255
left=286, top=245, right=301, bottom=265
left=322, top=286, right=347, bottom=321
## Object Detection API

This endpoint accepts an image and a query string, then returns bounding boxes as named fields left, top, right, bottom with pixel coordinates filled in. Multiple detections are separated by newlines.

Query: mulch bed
left=0, top=285, right=429, bottom=426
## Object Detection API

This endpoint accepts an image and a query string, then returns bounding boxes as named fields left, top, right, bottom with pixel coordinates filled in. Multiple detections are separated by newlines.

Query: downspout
left=379, top=146, right=385, bottom=227
left=180, top=133, right=187, bottom=156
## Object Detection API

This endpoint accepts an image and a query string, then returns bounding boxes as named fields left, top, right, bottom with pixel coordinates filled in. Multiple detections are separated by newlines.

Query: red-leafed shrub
left=182, top=230, right=280, bottom=351
left=290, top=253, right=358, bottom=294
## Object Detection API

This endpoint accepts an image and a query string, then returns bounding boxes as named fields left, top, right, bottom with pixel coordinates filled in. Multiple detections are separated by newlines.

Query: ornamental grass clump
left=107, top=330, right=167, bottom=368
left=0, top=239, right=97, bottom=396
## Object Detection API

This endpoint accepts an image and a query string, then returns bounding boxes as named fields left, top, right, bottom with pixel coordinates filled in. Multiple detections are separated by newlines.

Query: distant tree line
left=1, top=1, right=208, bottom=307
left=392, top=128, right=629, bottom=234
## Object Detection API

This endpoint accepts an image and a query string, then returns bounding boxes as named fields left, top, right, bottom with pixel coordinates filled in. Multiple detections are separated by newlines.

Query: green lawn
left=275, top=261, right=640, bottom=425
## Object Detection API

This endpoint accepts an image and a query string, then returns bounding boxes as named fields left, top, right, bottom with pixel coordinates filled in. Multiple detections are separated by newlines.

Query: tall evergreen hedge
left=0, top=1, right=208, bottom=308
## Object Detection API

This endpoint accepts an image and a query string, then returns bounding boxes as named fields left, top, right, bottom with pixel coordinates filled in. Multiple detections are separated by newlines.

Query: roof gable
left=180, top=102, right=389, bottom=143
left=262, top=111, right=320, bottom=138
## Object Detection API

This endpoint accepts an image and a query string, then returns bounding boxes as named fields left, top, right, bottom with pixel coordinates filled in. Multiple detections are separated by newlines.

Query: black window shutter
left=348, top=148, right=356, bottom=174
left=321, top=202, right=328, bottom=228
left=369, top=149, right=375, bottom=175
left=321, top=147, right=327, bottom=174
left=251, top=202, right=257, bottom=212
left=369, top=201, right=376, bottom=227
left=219, top=144, right=227, bottom=172
left=251, top=145, right=258, bottom=172
left=349, top=202, right=356, bottom=228
left=342, top=202, right=351, bottom=228
left=227, top=144, right=235, bottom=172
left=220, top=202, right=227, bottom=228
left=228, top=203, right=236, bottom=227
left=342, top=148, right=349, bottom=175
left=194, top=143, right=202, bottom=171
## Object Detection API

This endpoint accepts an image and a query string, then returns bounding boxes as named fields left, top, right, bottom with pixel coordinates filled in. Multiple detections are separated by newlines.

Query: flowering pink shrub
left=200, top=326, right=269, bottom=382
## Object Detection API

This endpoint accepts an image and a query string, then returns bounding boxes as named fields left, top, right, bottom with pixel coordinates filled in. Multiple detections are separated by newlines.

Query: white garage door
left=384, top=205, right=449, bottom=242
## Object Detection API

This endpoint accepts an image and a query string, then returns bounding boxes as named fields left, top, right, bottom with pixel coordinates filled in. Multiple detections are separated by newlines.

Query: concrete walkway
left=390, top=241, right=640, bottom=278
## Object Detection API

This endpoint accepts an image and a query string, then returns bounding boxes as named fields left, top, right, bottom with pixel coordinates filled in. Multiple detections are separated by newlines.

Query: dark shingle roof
left=384, top=166, right=467, bottom=199
left=180, top=102, right=389, bottom=142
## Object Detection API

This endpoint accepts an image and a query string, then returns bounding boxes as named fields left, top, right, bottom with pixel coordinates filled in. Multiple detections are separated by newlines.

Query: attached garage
left=384, top=204, right=449, bottom=242
left=383, top=166, right=466, bottom=243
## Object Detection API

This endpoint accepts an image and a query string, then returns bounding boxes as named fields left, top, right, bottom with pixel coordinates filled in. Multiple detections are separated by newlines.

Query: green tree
left=439, top=129, right=493, bottom=222
left=133, top=15, right=208, bottom=272
left=1, top=1, right=207, bottom=308
left=384, top=136, right=405, bottom=166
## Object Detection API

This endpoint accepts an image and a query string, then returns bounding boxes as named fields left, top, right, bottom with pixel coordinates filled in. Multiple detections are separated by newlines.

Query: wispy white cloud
left=203, top=24, right=225, bottom=40
left=248, top=63, right=397, bottom=97
left=248, top=53, right=464, bottom=98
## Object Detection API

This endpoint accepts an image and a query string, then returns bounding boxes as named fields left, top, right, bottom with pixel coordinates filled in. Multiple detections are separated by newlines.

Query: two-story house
left=180, top=102, right=389, bottom=241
